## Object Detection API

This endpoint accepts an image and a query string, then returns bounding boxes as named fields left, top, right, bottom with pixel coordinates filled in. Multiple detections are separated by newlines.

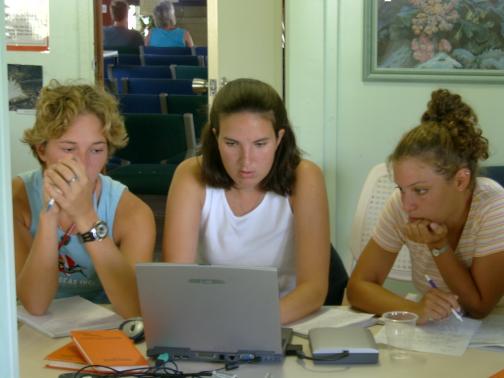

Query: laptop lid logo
left=189, top=278, right=225, bottom=285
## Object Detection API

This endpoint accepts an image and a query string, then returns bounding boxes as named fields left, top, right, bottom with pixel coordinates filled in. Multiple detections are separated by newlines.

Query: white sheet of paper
left=288, top=306, right=377, bottom=336
left=469, top=314, right=504, bottom=349
left=17, top=296, right=123, bottom=338
left=374, top=315, right=481, bottom=356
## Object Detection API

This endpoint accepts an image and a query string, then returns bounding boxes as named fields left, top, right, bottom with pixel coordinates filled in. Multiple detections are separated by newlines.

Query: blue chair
left=107, top=65, right=172, bottom=93
left=118, top=94, right=168, bottom=114
left=141, top=46, right=193, bottom=56
left=108, top=65, right=172, bottom=80
left=108, top=163, right=177, bottom=195
left=165, top=94, right=208, bottom=139
left=143, top=54, right=200, bottom=66
left=481, top=166, right=504, bottom=187
left=104, top=78, right=118, bottom=95
left=194, top=46, right=207, bottom=56
left=169, top=65, right=208, bottom=80
left=121, top=78, right=194, bottom=95
left=118, top=54, right=142, bottom=65
left=324, top=245, right=348, bottom=306
left=113, top=113, right=195, bottom=165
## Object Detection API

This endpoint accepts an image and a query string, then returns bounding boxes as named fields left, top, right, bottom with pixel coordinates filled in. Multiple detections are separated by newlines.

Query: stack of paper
left=374, top=316, right=482, bottom=356
left=469, top=314, right=504, bottom=351
left=17, top=296, right=123, bottom=338
left=288, top=306, right=377, bottom=336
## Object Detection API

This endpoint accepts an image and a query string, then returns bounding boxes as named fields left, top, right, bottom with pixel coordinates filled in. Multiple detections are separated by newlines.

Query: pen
left=424, top=274, right=463, bottom=322
left=46, top=198, right=55, bottom=212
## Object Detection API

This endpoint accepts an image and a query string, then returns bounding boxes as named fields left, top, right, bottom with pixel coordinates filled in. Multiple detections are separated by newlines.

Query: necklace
left=58, top=223, right=76, bottom=251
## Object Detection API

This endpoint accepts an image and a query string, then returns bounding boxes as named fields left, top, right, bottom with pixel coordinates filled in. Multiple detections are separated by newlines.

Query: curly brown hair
left=389, top=89, right=489, bottom=185
left=200, top=78, right=301, bottom=196
left=22, top=80, right=128, bottom=166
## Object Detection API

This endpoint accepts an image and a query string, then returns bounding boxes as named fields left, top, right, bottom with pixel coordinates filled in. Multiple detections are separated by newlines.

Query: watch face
left=95, top=221, right=109, bottom=239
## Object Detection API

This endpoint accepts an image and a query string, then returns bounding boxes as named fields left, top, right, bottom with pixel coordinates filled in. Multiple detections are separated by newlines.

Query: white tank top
left=199, top=186, right=296, bottom=297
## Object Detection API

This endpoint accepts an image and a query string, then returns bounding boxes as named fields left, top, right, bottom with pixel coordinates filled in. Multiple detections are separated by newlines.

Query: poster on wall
left=8, top=64, right=43, bottom=113
left=5, top=0, right=49, bottom=51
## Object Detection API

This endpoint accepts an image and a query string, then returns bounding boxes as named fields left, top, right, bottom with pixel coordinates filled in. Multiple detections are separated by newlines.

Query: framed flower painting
left=363, top=0, right=504, bottom=83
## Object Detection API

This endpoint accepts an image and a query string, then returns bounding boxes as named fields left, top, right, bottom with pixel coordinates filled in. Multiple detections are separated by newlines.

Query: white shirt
left=198, top=186, right=296, bottom=296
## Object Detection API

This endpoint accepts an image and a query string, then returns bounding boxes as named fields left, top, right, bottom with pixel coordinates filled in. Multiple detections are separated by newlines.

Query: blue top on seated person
left=19, top=169, right=126, bottom=303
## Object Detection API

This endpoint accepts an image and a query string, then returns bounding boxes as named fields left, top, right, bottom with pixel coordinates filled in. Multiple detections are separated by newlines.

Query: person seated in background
left=163, top=78, right=330, bottom=324
left=13, top=81, right=155, bottom=318
left=103, top=0, right=144, bottom=49
left=145, top=0, right=194, bottom=48
left=347, top=89, right=504, bottom=324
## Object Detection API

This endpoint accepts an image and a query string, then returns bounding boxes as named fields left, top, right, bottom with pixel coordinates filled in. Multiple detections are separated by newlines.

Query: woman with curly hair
left=163, top=78, right=330, bottom=324
left=348, top=89, right=504, bottom=323
left=13, top=81, right=155, bottom=318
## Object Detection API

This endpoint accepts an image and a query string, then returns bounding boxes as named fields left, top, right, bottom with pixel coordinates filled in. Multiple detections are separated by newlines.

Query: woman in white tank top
left=163, top=78, right=331, bottom=324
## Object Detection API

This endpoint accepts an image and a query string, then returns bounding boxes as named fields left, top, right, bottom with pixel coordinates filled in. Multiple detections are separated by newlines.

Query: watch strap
left=431, top=244, right=450, bottom=257
left=78, top=220, right=108, bottom=243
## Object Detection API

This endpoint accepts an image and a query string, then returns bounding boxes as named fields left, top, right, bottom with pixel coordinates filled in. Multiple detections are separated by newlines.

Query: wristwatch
left=431, top=244, right=450, bottom=257
left=78, top=220, right=109, bottom=243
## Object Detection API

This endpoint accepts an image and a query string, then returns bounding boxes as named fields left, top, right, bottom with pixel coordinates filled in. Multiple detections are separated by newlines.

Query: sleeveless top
left=198, top=187, right=296, bottom=297
left=18, top=169, right=126, bottom=303
left=148, top=27, right=186, bottom=47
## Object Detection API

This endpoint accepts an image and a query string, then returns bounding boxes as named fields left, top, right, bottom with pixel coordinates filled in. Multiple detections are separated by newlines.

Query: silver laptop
left=136, top=263, right=292, bottom=363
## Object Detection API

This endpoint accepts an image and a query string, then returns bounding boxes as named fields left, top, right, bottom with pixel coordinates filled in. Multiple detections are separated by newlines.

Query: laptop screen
left=136, top=263, right=286, bottom=362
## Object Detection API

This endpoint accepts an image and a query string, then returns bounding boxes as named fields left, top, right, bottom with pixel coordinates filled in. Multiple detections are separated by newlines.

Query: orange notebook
left=70, top=329, right=149, bottom=372
left=45, top=341, right=89, bottom=371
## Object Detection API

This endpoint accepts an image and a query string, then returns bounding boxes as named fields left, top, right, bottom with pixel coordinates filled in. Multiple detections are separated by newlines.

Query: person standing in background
left=145, top=1, right=194, bottom=48
left=104, top=0, right=144, bottom=49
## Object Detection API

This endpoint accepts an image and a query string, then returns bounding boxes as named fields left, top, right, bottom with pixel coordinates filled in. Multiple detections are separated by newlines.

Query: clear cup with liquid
left=382, top=311, right=418, bottom=359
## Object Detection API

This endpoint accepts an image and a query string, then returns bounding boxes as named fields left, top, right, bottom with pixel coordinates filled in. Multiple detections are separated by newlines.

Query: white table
left=18, top=313, right=503, bottom=378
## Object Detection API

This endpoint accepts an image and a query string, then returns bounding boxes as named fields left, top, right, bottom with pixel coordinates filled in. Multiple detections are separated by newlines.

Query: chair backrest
left=169, top=64, right=208, bottom=80
left=481, top=165, right=504, bottom=187
left=143, top=54, right=200, bottom=66
left=165, top=94, right=208, bottom=139
left=122, top=78, right=194, bottom=95
left=105, top=46, right=140, bottom=55
left=108, top=65, right=172, bottom=81
left=350, top=163, right=412, bottom=281
left=118, top=53, right=142, bottom=65
left=118, top=94, right=168, bottom=114
left=324, top=245, right=348, bottom=306
left=141, top=46, right=193, bottom=56
left=194, top=46, right=208, bottom=56
left=115, top=113, right=194, bottom=164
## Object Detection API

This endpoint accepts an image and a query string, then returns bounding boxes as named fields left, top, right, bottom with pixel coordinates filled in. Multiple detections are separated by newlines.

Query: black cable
left=296, top=350, right=350, bottom=362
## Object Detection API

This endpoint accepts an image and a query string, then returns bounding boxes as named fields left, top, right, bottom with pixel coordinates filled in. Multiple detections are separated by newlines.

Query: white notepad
left=17, top=296, right=123, bottom=338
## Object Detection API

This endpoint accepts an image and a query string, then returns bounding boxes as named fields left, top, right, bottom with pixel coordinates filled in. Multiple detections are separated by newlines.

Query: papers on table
left=287, top=306, right=377, bottom=336
left=17, top=296, right=124, bottom=338
left=374, top=315, right=482, bottom=356
left=469, top=314, right=504, bottom=350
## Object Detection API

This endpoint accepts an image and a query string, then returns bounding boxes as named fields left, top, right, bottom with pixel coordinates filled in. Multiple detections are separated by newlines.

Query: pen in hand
left=46, top=198, right=55, bottom=212
left=424, top=274, right=463, bottom=322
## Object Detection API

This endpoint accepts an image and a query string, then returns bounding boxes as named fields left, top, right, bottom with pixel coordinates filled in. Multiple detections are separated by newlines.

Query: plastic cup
left=382, top=311, right=418, bottom=359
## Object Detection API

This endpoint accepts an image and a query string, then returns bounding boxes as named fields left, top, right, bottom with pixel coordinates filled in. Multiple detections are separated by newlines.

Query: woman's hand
left=417, top=288, right=461, bottom=324
left=403, top=219, right=448, bottom=248
left=43, top=158, right=95, bottom=222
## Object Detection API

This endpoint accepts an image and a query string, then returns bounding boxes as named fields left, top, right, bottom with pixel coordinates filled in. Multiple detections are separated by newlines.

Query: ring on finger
left=68, top=175, right=79, bottom=184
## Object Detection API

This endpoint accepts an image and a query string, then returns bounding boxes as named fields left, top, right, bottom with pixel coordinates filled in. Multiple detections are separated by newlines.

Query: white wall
left=287, top=0, right=504, bottom=274
left=9, top=0, right=95, bottom=176
left=0, top=0, right=20, bottom=375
